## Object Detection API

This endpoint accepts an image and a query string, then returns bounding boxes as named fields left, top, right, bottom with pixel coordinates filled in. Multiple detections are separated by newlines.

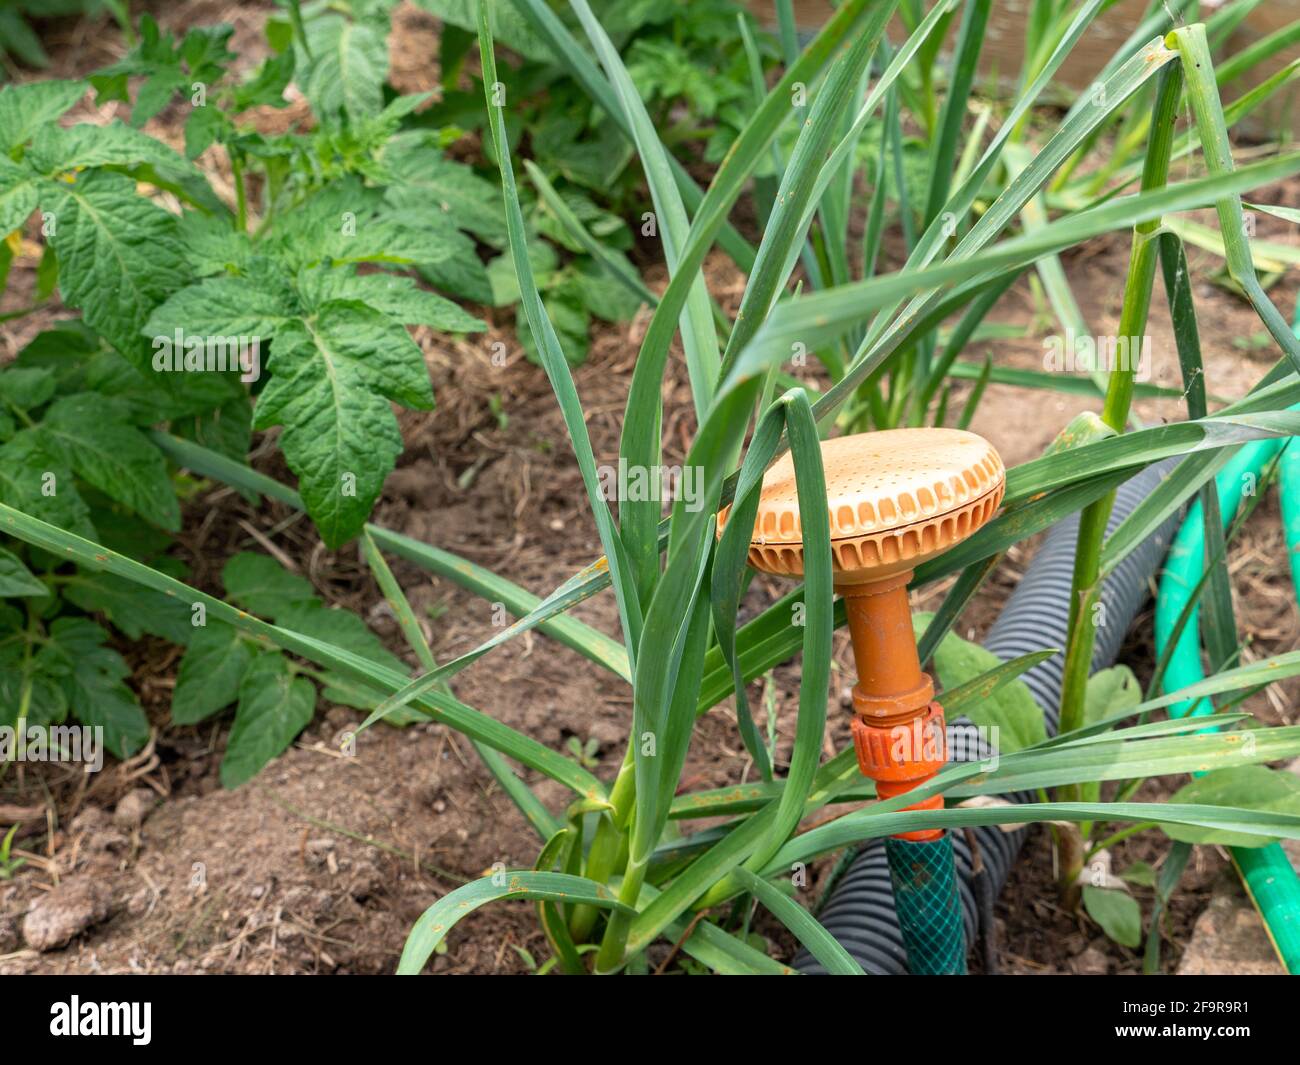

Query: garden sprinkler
left=727, top=427, right=1005, bottom=974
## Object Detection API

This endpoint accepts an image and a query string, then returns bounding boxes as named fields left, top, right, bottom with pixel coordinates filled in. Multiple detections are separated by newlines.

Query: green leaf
left=0, top=366, right=56, bottom=411
left=411, top=0, right=551, bottom=62
left=297, top=267, right=486, bottom=332
left=28, top=120, right=192, bottom=175
left=299, top=13, right=389, bottom=126
left=253, top=303, right=434, bottom=547
left=0, top=431, right=95, bottom=539
left=1083, top=885, right=1142, bottom=948
left=0, top=80, right=85, bottom=152
left=914, top=612, right=1047, bottom=752
left=30, top=120, right=210, bottom=191
left=170, top=395, right=253, bottom=464
left=0, top=546, right=44, bottom=596
left=172, top=621, right=253, bottom=724
left=41, top=169, right=190, bottom=372
left=416, top=242, right=493, bottom=303
left=46, top=617, right=149, bottom=758
left=276, top=599, right=413, bottom=715
left=0, top=500, right=605, bottom=798
left=62, top=567, right=194, bottom=643
left=486, top=239, right=558, bottom=307
left=144, top=272, right=296, bottom=342
left=174, top=209, right=254, bottom=276
left=0, top=6, right=48, bottom=68
left=220, top=652, right=316, bottom=788
left=397, top=871, right=633, bottom=975
left=1165, top=765, right=1300, bottom=848
left=0, top=158, right=37, bottom=235
left=731, top=867, right=864, bottom=975
left=1120, top=861, right=1157, bottom=888
left=1083, top=665, right=1141, bottom=730
left=221, top=551, right=316, bottom=618
left=0, top=651, right=67, bottom=732
left=384, top=148, right=507, bottom=247
left=40, top=392, right=180, bottom=530
left=475, top=16, right=643, bottom=683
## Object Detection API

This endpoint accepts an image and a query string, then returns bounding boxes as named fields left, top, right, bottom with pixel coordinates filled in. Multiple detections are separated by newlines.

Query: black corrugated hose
left=795, top=462, right=1181, bottom=974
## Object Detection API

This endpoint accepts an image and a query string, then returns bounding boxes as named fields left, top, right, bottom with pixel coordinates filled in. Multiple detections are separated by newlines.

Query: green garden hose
left=885, top=834, right=968, bottom=974
left=1154, top=433, right=1300, bottom=974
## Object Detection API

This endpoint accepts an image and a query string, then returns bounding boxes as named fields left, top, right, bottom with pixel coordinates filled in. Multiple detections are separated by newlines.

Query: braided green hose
left=885, top=835, right=967, bottom=974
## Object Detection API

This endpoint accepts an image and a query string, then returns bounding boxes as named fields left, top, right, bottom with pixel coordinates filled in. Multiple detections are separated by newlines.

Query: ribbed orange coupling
left=851, top=704, right=948, bottom=842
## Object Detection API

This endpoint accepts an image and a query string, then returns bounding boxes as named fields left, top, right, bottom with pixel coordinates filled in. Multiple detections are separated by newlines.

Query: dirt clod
left=22, top=878, right=115, bottom=952
left=1071, top=945, right=1110, bottom=975
left=114, top=790, right=159, bottom=830
left=0, top=915, right=17, bottom=953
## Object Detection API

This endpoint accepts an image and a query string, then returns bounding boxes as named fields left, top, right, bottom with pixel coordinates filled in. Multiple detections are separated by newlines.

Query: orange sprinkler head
left=720, top=428, right=1005, bottom=839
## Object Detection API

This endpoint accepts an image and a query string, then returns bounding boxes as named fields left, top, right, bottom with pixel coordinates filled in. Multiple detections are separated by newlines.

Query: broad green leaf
left=253, top=303, right=434, bottom=547
left=297, top=268, right=486, bottom=332
left=384, top=148, right=507, bottom=247
left=0, top=546, right=45, bottom=596
left=0, top=159, right=37, bottom=235
left=62, top=568, right=194, bottom=644
left=172, top=621, right=252, bottom=724
left=275, top=600, right=414, bottom=715
left=41, top=169, right=190, bottom=372
left=1082, top=885, right=1142, bottom=948
left=30, top=121, right=202, bottom=179
left=298, top=12, right=389, bottom=125
left=0, top=431, right=95, bottom=539
left=220, top=652, right=316, bottom=788
left=221, top=551, right=316, bottom=618
left=144, top=272, right=296, bottom=341
left=913, top=611, right=1047, bottom=752
left=1084, top=665, right=1141, bottom=729
left=45, top=617, right=150, bottom=758
left=1120, top=861, right=1158, bottom=888
left=171, top=395, right=253, bottom=464
left=0, top=366, right=56, bottom=411
left=0, top=651, right=67, bottom=732
left=277, top=601, right=406, bottom=674
left=0, top=79, right=86, bottom=152
left=413, top=0, right=550, bottom=62
left=1164, top=765, right=1300, bottom=848
left=40, top=392, right=180, bottom=530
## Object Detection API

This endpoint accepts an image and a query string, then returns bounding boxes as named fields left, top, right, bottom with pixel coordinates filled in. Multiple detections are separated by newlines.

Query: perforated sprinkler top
left=719, top=427, right=1005, bottom=585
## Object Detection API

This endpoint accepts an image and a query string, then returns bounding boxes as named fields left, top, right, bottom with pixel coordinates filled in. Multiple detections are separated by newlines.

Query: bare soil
left=2, top=1, right=1298, bottom=975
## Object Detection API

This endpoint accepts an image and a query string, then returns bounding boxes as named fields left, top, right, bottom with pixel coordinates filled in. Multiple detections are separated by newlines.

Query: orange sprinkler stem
left=840, top=573, right=933, bottom=723
left=717, top=428, right=1005, bottom=844
left=840, top=572, right=946, bottom=841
